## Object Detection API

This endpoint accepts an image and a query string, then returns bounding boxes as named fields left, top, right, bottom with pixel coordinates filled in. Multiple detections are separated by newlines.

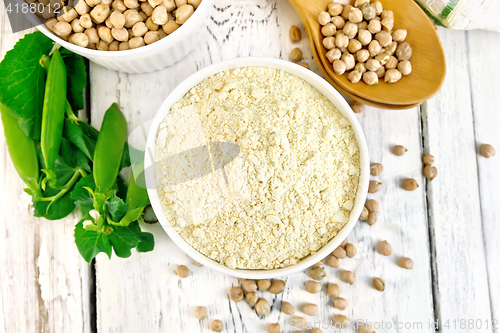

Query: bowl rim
left=23, top=0, right=211, bottom=58
left=144, top=57, right=370, bottom=279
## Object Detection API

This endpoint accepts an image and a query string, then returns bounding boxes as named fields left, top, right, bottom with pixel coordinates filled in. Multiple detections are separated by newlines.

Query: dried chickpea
left=359, top=206, right=369, bottom=220
left=109, top=11, right=126, bottom=28
left=71, top=19, right=85, bottom=33
left=368, top=40, right=382, bottom=57
left=422, top=154, right=434, bottom=165
left=246, top=292, right=259, bottom=307
left=303, top=303, right=319, bottom=316
left=163, top=20, right=180, bottom=34
left=290, top=25, right=301, bottom=42
left=256, top=298, right=271, bottom=316
left=69, top=32, right=89, bottom=47
left=480, top=144, right=496, bottom=158
left=281, top=301, right=295, bottom=315
left=378, top=240, right=393, bottom=256
left=175, top=3, right=194, bottom=23
left=128, top=36, right=145, bottom=48
left=151, top=5, right=168, bottom=24
left=348, top=7, right=362, bottom=23
left=403, top=178, right=419, bottom=191
left=105, top=16, right=114, bottom=29
left=392, top=29, right=407, bottom=42
left=144, top=30, right=159, bottom=44
left=327, top=283, right=340, bottom=298
left=74, top=0, right=90, bottom=15
left=376, top=65, right=385, bottom=78
left=370, top=163, right=383, bottom=176
left=78, top=13, right=93, bottom=29
left=368, top=19, right=381, bottom=34
left=297, top=62, right=309, bottom=69
left=354, top=62, right=366, bottom=73
left=112, top=0, right=127, bottom=12
left=269, top=280, right=286, bottom=294
left=381, top=9, right=394, bottom=19
left=328, top=2, right=343, bottom=16
left=45, top=18, right=58, bottom=31
left=340, top=239, right=347, bottom=248
left=365, top=199, right=379, bottom=212
left=112, top=27, right=129, bottom=41
left=333, top=297, right=348, bottom=310
left=327, top=255, right=340, bottom=268
left=85, top=27, right=99, bottom=44
left=341, top=270, right=356, bottom=285
left=88, top=43, right=97, bottom=50
left=148, top=0, right=161, bottom=7
left=211, top=320, right=223, bottom=332
left=357, top=20, right=368, bottom=30
left=356, top=49, right=370, bottom=62
left=323, top=37, right=336, bottom=50
left=119, top=41, right=130, bottom=50
left=373, top=278, right=385, bottom=291
left=188, top=0, right=201, bottom=8
left=398, top=60, right=412, bottom=75
left=381, top=17, right=394, bottom=31
left=333, top=59, right=346, bottom=75
left=345, top=243, right=357, bottom=258
left=372, top=1, right=383, bottom=15
left=90, top=4, right=110, bottom=24
left=59, top=7, right=78, bottom=22
left=398, top=257, right=414, bottom=269
left=108, top=41, right=119, bottom=51
left=124, top=9, right=143, bottom=28
left=350, top=100, right=364, bottom=113
left=375, top=30, right=392, bottom=47
left=318, top=11, right=331, bottom=26
left=321, top=23, right=336, bottom=37
left=229, top=286, right=243, bottom=302
left=124, top=0, right=139, bottom=8
left=358, top=30, right=372, bottom=46
left=312, top=259, right=324, bottom=268
left=257, top=279, right=271, bottom=291
left=53, top=21, right=72, bottom=38
left=341, top=53, right=355, bottom=70
left=86, top=0, right=101, bottom=7
left=175, top=0, right=187, bottom=6
left=334, top=33, right=348, bottom=50
left=396, top=42, right=412, bottom=61
left=289, top=48, right=302, bottom=62
left=243, top=279, right=257, bottom=293
left=366, top=212, right=377, bottom=225
left=348, top=39, right=362, bottom=53
left=342, top=22, right=357, bottom=39
left=326, top=48, right=341, bottom=62
left=387, top=41, right=397, bottom=55
left=163, top=0, right=177, bottom=11
left=332, top=246, right=347, bottom=259
left=359, top=324, right=376, bottom=333
left=365, top=59, right=381, bottom=71
left=368, top=180, right=382, bottom=193
left=331, top=16, right=345, bottom=29
left=354, top=0, right=369, bottom=7
left=175, top=265, right=190, bottom=278
left=394, top=145, right=408, bottom=156
left=385, top=68, right=402, bottom=83
left=306, top=280, right=322, bottom=294
left=341, top=4, right=352, bottom=20
left=194, top=306, right=208, bottom=320
left=140, top=1, right=154, bottom=15
left=310, top=267, right=326, bottom=281
left=132, top=21, right=148, bottom=36
left=332, top=315, right=350, bottom=328
left=268, top=323, right=280, bottom=333
left=98, top=26, right=114, bottom=43
left=311, top=329, right=324, bottom=333
left=423, top=165, right=438, bottom=180
left=385, top=56, right=398, bottom=69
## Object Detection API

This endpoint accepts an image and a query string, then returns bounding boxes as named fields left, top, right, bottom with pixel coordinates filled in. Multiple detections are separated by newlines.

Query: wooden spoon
left=288, top=0, right=446, bottom=106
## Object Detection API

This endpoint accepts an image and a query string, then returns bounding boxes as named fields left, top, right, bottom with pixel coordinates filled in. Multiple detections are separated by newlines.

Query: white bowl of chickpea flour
left=23, top=0, right=210, bottom=73
left=145, top=57, right=370, bottom=279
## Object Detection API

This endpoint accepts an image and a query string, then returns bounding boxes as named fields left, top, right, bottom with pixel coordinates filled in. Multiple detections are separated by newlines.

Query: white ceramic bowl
left=23, top=0, right=211, bottom=73
left=145, top=57, right=370, bottom=279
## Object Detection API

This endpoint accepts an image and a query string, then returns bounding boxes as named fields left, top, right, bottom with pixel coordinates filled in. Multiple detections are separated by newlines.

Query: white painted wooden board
left=0, top=8, right=91, bottom=333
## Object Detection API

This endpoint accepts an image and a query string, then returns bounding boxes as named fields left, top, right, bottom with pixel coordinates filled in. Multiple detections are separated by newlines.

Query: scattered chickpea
left=480, top=144, right=496, bottom=158
left=195, top=306, right=208, bottom=320
left=310, top=267, right=327, bottom=281
left=368, top=180, right=382, bottom=193
left=268, top=323, right=280, bottom=333
left=378, top=240, right=393, bottom=256
left=333, top=297, right=349, bottom=310
left=370, top=163, right=383, bottom=176
left=303, top=303, right=319, bottom=316
left=229, top=286, right=243, bottom=302
left=281, top=301, right=295, bottom=315
left=398, top=60, right=412, bottom=75
left=332, top=315, right=350, bottom=328
left=211, top=319, right=224, bottom=332
left=327, top=283, right=340, bottom=298
left=332, top=246, right=347, bottom=259
left=246, top=292, right=259, bottom=307
left=256, top=298, right=271, bottom=316
left=363, top=71, right=378, bottom=85
left=345, top=243, right=357, bottom=258
left=398, top=257, right=414, bottom=269
left=269, top=280, right=286, bottom=294
left=312, top=259, right=324, bottom=268
left=359, top=323, right=376, bottom=333
left=243, top=279, right=258, bottom=293
left=257, top=279, right=271, bottom=291
left=289, top=25, right=302, bottom=43
left=340, top=239, right=348, bottom=247
left=341, top=270, right=356, bottom=285
left=394, top=145, right=408, bottom=156
left=422, top=154, right=434, bottom=165
left=297, top=62, right=309, bottom=69
left=373, top=277, right=385, bottom=291
left=359, top=206, right=369, bottom=221
left=423, top=165, right=438, bottom=180
left=293, top=316, right=307, bottom=327
left=290, top=48, right=302, bottom=62
left=350, top=101, right=364, bottom=113
left=366, top=212, right=377, bottom=225
left=193, top=259, right=203, bottom=267
left=365, top=199, right=379, bottom=212
left=175, top=265, right=190, bottom=278
left=327, top=255, right=340, bottom=268
left=306, top=280, right=322, bottom=294
left=403, top=178, right=419, bottom=191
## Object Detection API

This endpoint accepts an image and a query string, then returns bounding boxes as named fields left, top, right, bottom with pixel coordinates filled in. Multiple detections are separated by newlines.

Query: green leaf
left=52, top=138, right=89, bottom=187
left=106, top=194, right=129, bottom=222
left=120, top=144, right=144, bottom=170
left=109, top=226, right=138, bottom=258
left=116, top=175, right=128, bottom=200
left=0, top=31, right=54, bottom=139
left=64, top=119, right=96, bottom=161
left=128, top=221, right=154, bottom=253
left=74, top=220, right=112, bottom=263
left=71, top=175, right=96, bottom=215
left=118, top=207, right=144, bottom=227
left=33, top=185, right=76, bottom=220
left=60, top=48, right=87, bottom=112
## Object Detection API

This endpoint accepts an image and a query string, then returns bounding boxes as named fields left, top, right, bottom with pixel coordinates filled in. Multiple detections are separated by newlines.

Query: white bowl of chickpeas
left=24, top=0, right=210, bottom=73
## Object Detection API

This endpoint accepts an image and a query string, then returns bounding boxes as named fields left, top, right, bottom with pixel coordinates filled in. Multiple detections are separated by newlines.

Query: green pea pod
left=41, top=48, right=67, bottom=178
left=126, top=161, right=149, bottom=209
left=93, top=103, right=127, bottom=194
left=0, top=103, right=40, bottom=193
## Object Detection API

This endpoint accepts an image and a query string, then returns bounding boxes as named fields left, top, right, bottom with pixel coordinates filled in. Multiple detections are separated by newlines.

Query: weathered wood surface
left=1, top=0, right=499, bottom=332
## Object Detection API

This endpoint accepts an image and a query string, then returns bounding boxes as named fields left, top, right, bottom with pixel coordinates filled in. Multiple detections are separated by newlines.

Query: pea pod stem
left=37, top=167, right=86, bottom=202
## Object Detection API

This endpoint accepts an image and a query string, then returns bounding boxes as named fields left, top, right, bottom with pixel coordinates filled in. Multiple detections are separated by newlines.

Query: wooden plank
left=92, top=1, right=435, bottom=332
left=0, top=8, right=92, bottom=333
left=423, top=28, right=493, bottom=332
left=467, top=29, right=500, bottom=330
